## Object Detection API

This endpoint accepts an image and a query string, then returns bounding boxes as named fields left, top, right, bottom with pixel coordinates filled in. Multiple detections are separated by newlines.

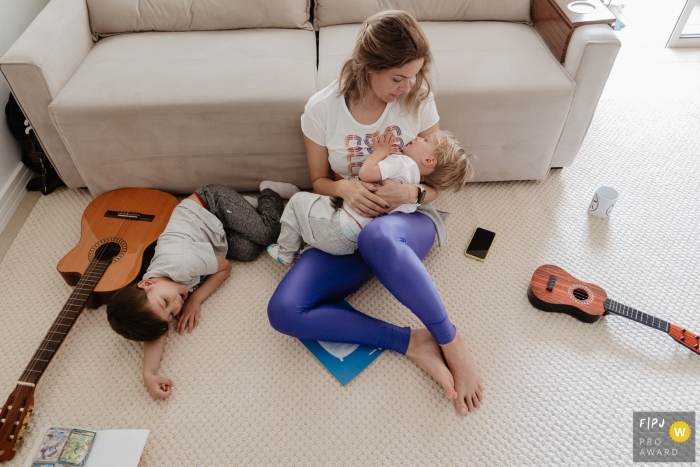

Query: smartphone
left=464, top=227, right=496, bottom=262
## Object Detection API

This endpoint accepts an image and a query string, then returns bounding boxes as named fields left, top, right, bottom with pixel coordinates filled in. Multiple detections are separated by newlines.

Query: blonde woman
left=267, top=11, right=483, bottom=415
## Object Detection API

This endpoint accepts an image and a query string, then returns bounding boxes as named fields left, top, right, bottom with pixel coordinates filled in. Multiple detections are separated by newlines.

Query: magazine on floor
left=299, top=300, right=385, bottom=386
left=24, top=425, right=149, bottom=467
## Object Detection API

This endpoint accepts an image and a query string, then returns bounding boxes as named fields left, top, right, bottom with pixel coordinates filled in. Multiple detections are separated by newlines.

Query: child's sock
left=259, top=181, right=300, bottom=199
left=266, top=244, right=291, bottom=265
left=243, top=196, right=258, bottom=208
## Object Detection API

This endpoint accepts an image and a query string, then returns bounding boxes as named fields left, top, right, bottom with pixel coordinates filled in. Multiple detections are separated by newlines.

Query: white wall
left=0, top=0, right=51, bottom=232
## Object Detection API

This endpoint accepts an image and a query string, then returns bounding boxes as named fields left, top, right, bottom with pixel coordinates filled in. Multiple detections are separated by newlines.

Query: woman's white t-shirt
left=301, top=80, right=440, bottom=179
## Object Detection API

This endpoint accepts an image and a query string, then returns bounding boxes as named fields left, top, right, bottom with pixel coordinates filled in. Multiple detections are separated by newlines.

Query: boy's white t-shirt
left=301, top=80, right=439, bottom=180
left=144, top=199, right=227, bottom=292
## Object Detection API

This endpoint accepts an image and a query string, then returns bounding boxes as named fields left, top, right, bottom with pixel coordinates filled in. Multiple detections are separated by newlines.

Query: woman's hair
left=338, top=10, right=434, bottom=116
left=423, top=131, right=475, bottom=192
left=107, top=283, right=169, bottom=341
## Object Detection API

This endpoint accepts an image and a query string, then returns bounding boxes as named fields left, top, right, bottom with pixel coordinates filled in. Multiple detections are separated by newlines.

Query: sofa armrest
left=549, top=24, right=620, bottom=168
left=563, top=24, right=620, bottom=81
left=0, top=0, right=93, bottom=187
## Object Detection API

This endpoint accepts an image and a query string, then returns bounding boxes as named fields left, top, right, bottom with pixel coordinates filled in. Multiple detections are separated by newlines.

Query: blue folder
left=298, top=300, right=385, bottom=386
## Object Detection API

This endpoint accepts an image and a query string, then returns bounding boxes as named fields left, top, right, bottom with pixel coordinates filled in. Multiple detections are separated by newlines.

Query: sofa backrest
left=314, top=0, right=531, bottom=29
left=87, top=0, right=312, bottom=39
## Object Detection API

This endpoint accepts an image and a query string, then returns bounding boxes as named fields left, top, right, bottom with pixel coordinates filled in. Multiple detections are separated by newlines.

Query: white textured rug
left=1, top=97, right=699, bottom=466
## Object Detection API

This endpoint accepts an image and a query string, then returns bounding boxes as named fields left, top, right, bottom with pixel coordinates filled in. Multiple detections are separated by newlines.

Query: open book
left=24, top=426, right=149, bottom=467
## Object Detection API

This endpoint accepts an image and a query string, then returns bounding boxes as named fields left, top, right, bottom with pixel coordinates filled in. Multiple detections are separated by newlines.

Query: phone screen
left=465, top=228, right=496, bottom=261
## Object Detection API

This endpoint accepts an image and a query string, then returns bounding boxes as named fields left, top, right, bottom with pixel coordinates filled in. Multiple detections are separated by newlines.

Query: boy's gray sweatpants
left=195, top=184, right=283, bottom=262
left=277, top=192, right=358, bottom=263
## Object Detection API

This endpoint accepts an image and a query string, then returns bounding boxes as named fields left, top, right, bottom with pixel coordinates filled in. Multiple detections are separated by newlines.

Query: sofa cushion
left=88, top=0, right=312, bottom=39
left=317, top=22, right=575, bottom=181
left=49, top=29, right=317, bottom=195
left=314, top=0, right=530, bottom=29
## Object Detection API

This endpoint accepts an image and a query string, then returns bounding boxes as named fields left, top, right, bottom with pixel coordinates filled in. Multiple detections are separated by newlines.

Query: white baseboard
left=0, top=164, right=33, bottom=235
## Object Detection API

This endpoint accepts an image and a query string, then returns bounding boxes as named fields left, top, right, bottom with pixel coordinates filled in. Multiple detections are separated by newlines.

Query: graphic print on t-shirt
left=345, top=126, right=406, bottom=178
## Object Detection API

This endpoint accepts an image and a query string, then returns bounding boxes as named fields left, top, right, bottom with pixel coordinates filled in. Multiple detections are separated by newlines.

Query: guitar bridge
left=546, top=275, right=557, bottom=291
left=104, top=211, right=154, bottom=222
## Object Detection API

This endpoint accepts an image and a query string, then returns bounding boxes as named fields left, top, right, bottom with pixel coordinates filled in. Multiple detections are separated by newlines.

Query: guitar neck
left=603, top=298, right=669, bottom=332
left=17, top=257, right=112, bottom=387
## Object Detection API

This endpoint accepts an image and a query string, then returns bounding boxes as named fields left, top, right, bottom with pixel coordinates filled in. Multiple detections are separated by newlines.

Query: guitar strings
left=16, top=204, right=137, bottom=396
left=15, top=192, right=147, bottom=399
left=14, top=211, right=131, bottom=396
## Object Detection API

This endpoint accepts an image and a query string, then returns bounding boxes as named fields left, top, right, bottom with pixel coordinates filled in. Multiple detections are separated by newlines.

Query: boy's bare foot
left=405, top=328, right=458, bottom=400
left=441, top=331, right=484, bottom=415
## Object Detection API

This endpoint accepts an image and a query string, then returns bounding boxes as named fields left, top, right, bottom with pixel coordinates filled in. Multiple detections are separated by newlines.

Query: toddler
left=107, top=181, right=299, bottom=398
left=267, top=131, right=472, bottom=264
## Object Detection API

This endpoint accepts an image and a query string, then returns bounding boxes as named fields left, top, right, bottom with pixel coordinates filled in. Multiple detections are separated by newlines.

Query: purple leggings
left=267, top=212, right=456, bottom=354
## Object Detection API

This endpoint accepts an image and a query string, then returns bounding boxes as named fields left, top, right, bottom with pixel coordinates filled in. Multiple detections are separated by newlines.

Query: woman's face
left=368, top=58, right=425, bottom=104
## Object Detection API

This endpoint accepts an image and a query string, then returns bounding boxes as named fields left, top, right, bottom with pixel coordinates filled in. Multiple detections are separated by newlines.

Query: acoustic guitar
left=0, top=188, right=178, bottom=461
left=528, top=264, right=700, bottom=355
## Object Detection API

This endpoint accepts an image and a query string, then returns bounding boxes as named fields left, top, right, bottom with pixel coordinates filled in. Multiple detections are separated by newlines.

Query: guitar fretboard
left=603, top=298, right=669, bottom=333
left=18, top=257, right=112, bottom=385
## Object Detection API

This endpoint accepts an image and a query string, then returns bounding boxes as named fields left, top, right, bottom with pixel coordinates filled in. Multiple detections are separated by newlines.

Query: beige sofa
left=0, top=0, right=620, bottom=196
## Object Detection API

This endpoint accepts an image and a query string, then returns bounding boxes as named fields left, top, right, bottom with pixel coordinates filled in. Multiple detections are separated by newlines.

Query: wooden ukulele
left=0, top=188, right=178, bottom=462
left=528, top=264, right=700, bottom=355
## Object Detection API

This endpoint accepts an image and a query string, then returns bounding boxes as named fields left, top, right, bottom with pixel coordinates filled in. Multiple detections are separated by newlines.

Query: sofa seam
left=79, top=152, right=309, bottom=165
left=47, top=102, right=93, bottom=188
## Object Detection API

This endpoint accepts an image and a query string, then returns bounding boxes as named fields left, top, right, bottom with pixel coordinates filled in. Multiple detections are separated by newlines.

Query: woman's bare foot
left=441, top=331, right=484, bottom=415
left=405, top=328, right=458, bottom=400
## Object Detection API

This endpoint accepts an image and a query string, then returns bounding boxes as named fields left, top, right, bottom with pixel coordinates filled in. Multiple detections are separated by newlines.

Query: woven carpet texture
left=0, top=97, right=698, bottom=466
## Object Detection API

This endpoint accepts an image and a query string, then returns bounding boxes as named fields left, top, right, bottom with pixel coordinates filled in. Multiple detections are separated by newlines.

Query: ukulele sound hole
left=572, top=288, right=589, bottom=301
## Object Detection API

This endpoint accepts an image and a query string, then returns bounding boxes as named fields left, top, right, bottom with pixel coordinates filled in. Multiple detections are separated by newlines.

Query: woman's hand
left=370, top=179, right=419, bottom=210
left=338, top=179, right=389, bottom=218
left=371, top=180, right=440, bottom=210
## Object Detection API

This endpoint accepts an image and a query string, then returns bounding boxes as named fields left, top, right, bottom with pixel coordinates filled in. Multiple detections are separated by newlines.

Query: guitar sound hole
left=572, top=288, right=589, bottom=301
left=94, top=242, right=122, bottom=261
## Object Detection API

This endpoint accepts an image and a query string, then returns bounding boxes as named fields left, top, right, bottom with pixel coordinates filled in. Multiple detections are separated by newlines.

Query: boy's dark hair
left=107, top=283, right=169, bottom=341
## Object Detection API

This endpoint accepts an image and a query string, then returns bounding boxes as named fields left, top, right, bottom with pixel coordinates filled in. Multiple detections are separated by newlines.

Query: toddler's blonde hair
left=422, top=131, right=474, bottom=192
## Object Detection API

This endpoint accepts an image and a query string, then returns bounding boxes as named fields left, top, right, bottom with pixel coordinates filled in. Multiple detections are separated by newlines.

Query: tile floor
left=604, top=0, right=700, bottom=99
left=0, top=1, right=698, bottom=262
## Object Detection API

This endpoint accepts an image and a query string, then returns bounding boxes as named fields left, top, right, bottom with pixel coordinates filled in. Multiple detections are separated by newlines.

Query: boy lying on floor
left=106, top=182, right=298, bottom=399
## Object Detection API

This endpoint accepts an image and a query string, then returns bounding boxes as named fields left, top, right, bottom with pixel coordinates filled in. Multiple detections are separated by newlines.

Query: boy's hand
left=372, top=132, right=394, bottom=157
left=177, top=299, right=201, bottom=334
left=143, top=373, right=174, bottom=399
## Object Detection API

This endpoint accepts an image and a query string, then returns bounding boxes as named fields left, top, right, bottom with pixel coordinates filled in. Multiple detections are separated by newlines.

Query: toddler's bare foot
left=441, top=331, right=483, bottom=415
left=405, top=328, right=458, bottom=400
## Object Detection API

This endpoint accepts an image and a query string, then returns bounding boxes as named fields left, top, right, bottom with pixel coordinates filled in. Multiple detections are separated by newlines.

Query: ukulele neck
left=603, top=298, right=669, bottom=333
